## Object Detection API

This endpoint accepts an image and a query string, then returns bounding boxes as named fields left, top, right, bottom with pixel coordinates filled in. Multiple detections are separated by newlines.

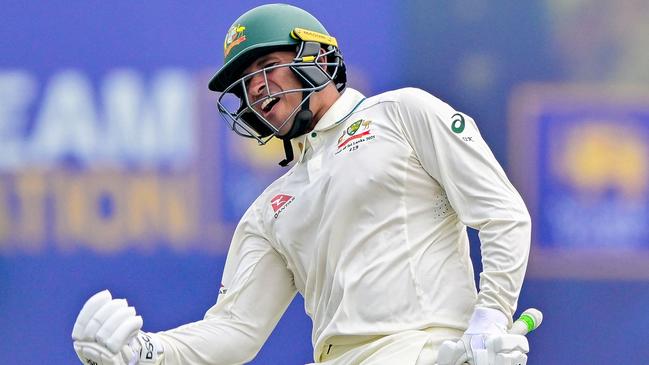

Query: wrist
left=465, top=307, right=508, bottom=334
left=128, top=332, right=165, bottom=365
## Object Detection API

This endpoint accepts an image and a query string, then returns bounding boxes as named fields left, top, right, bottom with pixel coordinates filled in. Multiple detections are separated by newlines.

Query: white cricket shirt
left=157, top=88, right=531, bottom=364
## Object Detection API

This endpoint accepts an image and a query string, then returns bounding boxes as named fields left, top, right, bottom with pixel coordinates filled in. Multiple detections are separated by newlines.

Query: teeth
left=261, top=97, right=277, bottom=112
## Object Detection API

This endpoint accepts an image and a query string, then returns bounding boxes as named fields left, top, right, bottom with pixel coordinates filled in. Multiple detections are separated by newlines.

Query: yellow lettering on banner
left=54, top=171, right=127, bottom=253
left=25, top=166, right=217, bottom=254
left=16, top=171, right=47, bottom=252
left=52, top=170, right=202, bottom=253
left=126, top=175, right=161, bottom=248
left=54, top=172, right=86, bottom=251
left=163, top=175, right=198, bottom=249
left=84, top=172, right=127, bottom=253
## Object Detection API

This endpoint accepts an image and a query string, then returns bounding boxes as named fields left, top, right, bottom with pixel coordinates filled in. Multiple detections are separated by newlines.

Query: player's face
left=242, top=51, right=304, bottom=136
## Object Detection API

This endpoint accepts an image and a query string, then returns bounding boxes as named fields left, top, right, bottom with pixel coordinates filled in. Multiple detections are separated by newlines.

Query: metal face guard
left=216, top=48, right=343, bottom=144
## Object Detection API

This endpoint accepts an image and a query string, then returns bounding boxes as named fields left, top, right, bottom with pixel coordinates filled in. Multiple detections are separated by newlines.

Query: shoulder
left=362, top=88, right=459, bottom=127
left=358, top=87, right=454, bottom=117
left=367, top=87, right=446, bottom=105
left=245, top=167, right=295, bottom=219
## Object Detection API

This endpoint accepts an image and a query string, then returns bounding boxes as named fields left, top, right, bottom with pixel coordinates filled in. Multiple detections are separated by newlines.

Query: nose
left=247, top=71, right=267, bottom=99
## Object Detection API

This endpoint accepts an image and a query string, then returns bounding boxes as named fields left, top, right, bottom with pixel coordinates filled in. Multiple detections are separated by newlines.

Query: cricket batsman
left=72, top=4, right=533, bottom=364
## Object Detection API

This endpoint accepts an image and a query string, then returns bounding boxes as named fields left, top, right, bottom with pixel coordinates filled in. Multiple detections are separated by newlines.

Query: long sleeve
left=395, top=88, right=531, bottom=322
left=156, top=204, right=297, bottom=364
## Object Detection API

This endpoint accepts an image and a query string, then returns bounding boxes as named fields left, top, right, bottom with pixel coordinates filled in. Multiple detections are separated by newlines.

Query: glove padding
left=437, top=307, right=529, bottom=365
left=72, top=290, right=163, bottom=365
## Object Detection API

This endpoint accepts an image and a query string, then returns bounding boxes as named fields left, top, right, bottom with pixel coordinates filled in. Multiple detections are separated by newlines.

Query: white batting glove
left=72, top=290, right=164, bottom=365
left=437, top=307, right=529, bottom=365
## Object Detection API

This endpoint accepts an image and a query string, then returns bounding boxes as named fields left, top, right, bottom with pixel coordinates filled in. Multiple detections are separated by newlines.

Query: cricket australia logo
left=271, top=194, right=295, bottom=219
left=335, top=119, right=376, bottom=155
left=224, top=24, right=247, bottom=57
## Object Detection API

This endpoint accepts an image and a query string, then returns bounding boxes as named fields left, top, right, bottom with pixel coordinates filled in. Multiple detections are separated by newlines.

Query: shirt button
left=311, top=132, right=317, bottom=138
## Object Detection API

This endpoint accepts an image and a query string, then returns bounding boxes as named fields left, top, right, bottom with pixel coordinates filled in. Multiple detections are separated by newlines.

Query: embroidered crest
left=224, top=24, right=247, bottom=57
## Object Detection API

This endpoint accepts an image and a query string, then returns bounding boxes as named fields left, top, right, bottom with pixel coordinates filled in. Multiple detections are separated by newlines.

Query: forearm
left=155, top=318, right=266, bottom=365
left=476, top=210, right=531, bottom=321
left=156, top=231, right=297, bottom=365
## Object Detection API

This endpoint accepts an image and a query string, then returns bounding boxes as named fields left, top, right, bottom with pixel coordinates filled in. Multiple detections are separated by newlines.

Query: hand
left=437, top=307, right=529, bottom=365
left=72, top=290, right=163, bottom=365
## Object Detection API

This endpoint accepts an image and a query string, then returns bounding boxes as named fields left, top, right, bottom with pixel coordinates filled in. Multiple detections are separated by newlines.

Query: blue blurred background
left=1, top=1, right=649, bottom=363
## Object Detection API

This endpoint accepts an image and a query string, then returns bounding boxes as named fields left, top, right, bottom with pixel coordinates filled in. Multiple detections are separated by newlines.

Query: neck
left=307, top=84, right=341, bottom=131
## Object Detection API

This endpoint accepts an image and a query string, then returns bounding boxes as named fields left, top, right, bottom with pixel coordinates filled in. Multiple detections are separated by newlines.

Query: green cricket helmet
left=209, top=4, right=346, bottom=165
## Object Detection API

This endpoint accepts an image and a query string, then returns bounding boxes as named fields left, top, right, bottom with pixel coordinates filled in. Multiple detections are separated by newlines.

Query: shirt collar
left=312, top=88, right=366, bottom=132
left=289, top=88, right=366, bottom=163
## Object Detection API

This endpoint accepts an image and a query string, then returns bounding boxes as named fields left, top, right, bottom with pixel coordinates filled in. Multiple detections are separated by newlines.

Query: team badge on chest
left=335, top=119, right=376, bottom=155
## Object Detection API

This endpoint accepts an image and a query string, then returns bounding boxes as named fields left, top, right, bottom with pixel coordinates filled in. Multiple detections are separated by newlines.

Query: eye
left=264, top=62, right=278, bottom=69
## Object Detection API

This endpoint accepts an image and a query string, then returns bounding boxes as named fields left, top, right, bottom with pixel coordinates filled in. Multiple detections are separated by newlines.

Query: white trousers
left=308, top=327, right=463, bottom=365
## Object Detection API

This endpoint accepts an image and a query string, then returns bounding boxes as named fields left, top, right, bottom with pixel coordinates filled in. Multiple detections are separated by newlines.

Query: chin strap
left=278, top=90, right=312, bottom=166
left=278, top=139, right=294, bottom=167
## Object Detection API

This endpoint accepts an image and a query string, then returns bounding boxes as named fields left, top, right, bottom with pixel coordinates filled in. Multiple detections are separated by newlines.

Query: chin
left=271, top=116, right=294, bottom=136
left=276, top=126, right=293, bottom=137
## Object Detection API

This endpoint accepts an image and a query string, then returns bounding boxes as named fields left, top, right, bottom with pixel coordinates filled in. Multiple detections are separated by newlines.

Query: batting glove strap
left=127, top=332, right=165, bottom=365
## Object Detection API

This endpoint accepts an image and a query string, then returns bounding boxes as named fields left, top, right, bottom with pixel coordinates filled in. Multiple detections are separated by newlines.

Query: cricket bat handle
left=509, top=308, right=543, bottom=335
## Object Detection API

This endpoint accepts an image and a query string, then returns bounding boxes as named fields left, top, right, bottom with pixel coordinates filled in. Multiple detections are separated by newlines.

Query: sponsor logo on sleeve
left=271, top=194, right=295, bottom=218
left=451, top=113, right=465, bottom=133
left=451, top=113, right=476, bottom=142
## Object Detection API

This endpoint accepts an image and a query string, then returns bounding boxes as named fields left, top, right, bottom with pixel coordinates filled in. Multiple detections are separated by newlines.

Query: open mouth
left=261, top=96, right=280, bottom=114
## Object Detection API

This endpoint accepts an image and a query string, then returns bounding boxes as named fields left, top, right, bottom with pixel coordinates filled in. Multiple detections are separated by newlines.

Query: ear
left=316, top=48, right=330, bottom=73
left=291, top=42, right=332, bottom=87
